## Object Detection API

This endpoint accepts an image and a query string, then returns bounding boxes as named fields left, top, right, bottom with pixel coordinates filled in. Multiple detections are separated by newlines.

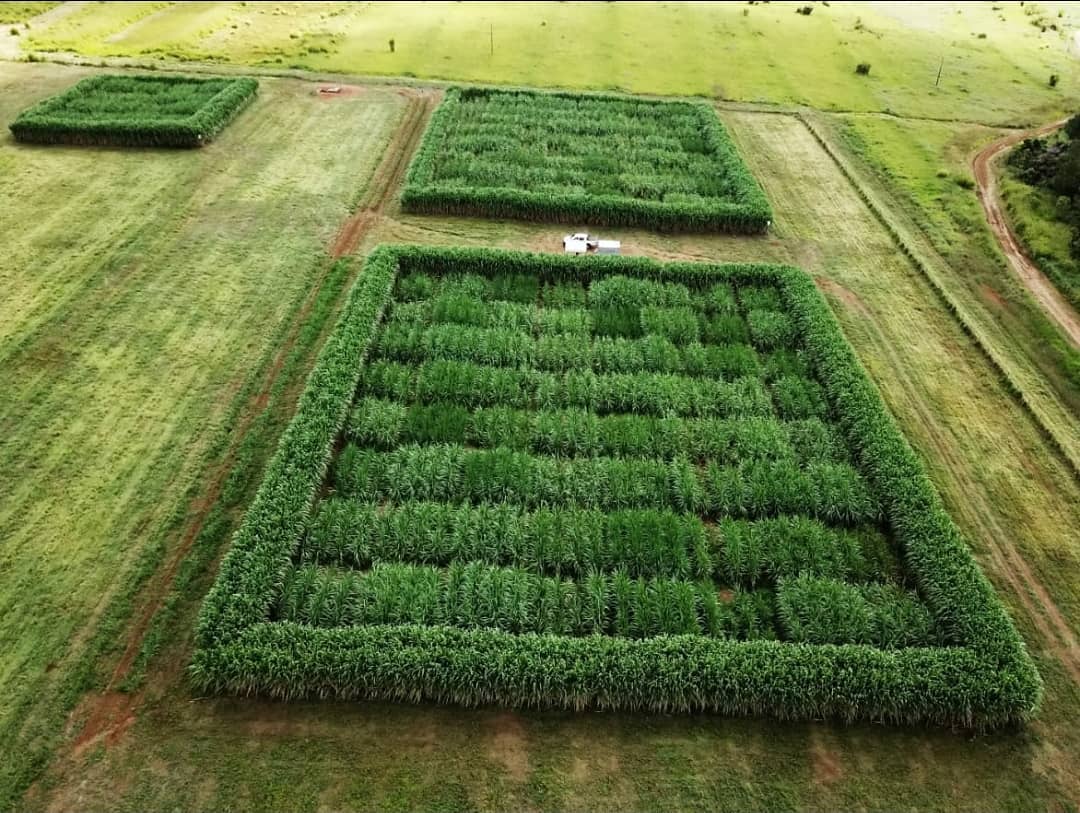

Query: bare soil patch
left=487, top=712, right=531, bottom=784
left=316, top=84, right=365, bottom=100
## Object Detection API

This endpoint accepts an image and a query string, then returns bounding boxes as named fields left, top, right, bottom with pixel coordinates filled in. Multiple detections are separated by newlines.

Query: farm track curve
left=973, top=119, right=1080, bottom=349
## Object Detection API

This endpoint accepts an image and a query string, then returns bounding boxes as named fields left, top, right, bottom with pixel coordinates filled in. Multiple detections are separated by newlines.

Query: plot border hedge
left=192, top=245, right=1040, bottom=728
left=9, top=73, right=258, bottom=148
left=401, top=87, right=773, bottom=234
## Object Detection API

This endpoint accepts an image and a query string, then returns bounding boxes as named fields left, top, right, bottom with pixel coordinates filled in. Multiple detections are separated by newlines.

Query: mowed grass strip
left=0, top=63, right=406, bottom=806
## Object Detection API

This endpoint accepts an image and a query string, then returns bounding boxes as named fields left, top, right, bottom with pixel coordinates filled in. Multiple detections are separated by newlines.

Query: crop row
left=347, top=400, right=844, bottom=463
left=333, top=443, right=879, bottom=523
left=395, top=271, right=779, bottom=317
left=358, top=359, right=773, bottom=417
left=276, top=563, right=935, bottom=649
left=373, top=315, right=797, bottom=373
left=303, top=499, right=895, bottom=586
left=379, top=315, right=766, bottom=378
left=277, top=561, right=778, bottom=640
left=777, top=574, right=936, bottom=649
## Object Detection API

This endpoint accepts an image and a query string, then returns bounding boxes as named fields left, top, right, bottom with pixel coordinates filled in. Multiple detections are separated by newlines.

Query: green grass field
left=4, top=1, right=1080, bottom=811
left=0, top=61, right=407, bottom=807
left=0, top=2, right=57, bottom=26
left=18, top=1, right=1080, bottom=122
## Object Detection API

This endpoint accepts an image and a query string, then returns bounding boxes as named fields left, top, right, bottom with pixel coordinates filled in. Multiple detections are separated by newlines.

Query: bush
left=855, top=63, right=871, bottom=76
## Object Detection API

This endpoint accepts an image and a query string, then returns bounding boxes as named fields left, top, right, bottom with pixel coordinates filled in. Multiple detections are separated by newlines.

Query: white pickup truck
left=563, top=233, right=620, bottom=255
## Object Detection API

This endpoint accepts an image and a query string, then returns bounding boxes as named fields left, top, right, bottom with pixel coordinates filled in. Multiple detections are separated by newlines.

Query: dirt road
left=972, top=118, right=1080, bottom=348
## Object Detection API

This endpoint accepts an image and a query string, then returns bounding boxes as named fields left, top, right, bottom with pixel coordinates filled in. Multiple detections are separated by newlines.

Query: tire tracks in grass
left=799, top=111, right=1080, bottom=481
left=972, top=118, right=1080, bottom=349
left=61, top=89, right=437, bottom=760
left=330, top=88, right=438, bottom=257
left=818, top=277, right=1080, bottom=687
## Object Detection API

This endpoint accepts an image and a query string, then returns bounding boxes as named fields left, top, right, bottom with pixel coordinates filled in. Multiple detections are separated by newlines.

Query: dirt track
left=972, top=119, right=1080, bottom=348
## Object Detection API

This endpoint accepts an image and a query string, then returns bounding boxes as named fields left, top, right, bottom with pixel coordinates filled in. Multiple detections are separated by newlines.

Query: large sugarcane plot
left=193, top=246, right=1039, bottom=727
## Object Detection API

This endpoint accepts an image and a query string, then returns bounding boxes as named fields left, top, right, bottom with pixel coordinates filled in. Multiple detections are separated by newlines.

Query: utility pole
left=935, top=56, right=944, bottom=87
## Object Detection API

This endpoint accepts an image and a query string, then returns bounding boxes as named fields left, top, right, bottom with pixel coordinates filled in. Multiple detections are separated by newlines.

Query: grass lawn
left=0, top=60, right=407, bottom=807
left=17, top=91, right=1080, bottom=811
left=20, top=1, right=1080, bottom=123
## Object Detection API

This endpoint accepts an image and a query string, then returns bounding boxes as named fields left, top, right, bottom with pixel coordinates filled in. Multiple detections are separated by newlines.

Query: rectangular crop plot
left=193, top=246, right=1039, bottom=728
left=402, top=88, right=772, bottom=233
left=9, top=74, right=258, bottom=148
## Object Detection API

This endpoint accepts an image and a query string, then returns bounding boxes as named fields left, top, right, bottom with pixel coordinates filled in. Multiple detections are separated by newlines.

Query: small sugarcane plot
left=192, top=246, right=1040, bottom=728
left=9, top=74, right=258, bottom=148
left=402, top=88, right=772, bottom=233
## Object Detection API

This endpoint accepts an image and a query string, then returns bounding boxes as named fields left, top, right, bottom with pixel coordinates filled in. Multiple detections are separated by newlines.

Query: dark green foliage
left=761, top=348, right=813, bottom=381
left=703, top=459, right=878, bottom=523
left=402, top=87, right=773, bottom=233
left=488, top=272, right=539, bottom=303
left=738, top=285, right=784, bottom=313
left=777, top=575, right=937, bottom=648
left=348, top=398, right=843, bottom=467
left=591, top=307, right=643, bottom=339
left=10, top=74, right=258, bottom=147
left=589, top=275, right=692, bottom=309
left=543, top=281, right=589, bottom=308
left=695, top=282, right=740, bottom=315
left=375, top=315, right=759, bottom=377
left=769, top=375, right=828, bottom=420
left=334, top=443, right=878, bottom=522
left=396, top=271, right=437, bottom=302
left=702, top=313, right=750, bottom=345
left=640, top=306, right=700, bottom=344
left=364, top=359, right=773, bottom=417
left=193, top=246, right=1039, bottom=728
